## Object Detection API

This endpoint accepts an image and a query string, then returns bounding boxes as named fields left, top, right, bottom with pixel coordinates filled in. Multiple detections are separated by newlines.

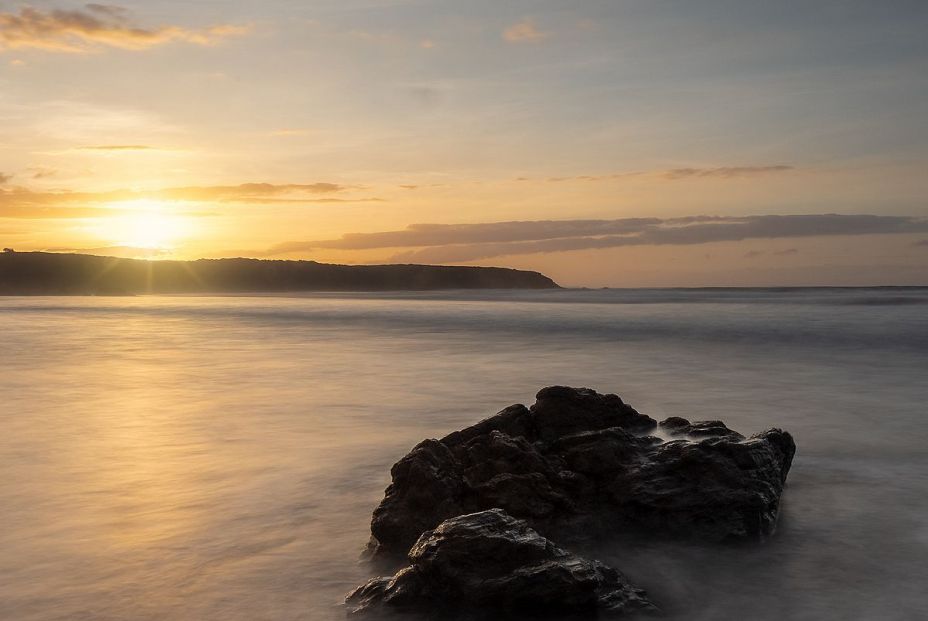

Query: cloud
left=0, top=4, right=248, bottom=54
left=0, top=202, right=118, bottom=219
left=79, top=144, right=154, bottom=151
left=264, top=218, right=667, bottom=255
left=663, top=166, right=794, bottom=180
left=27, top=167, right=57, bottom=179
left=518, top=166, right=793, bottom=184
left=914, top=240, right=928, bottom=248
left=0, top=181, right=377, bottom=217
left=503, top=19, right=548, bottom=43
left=268, top=128, right=313, bottom=137
left=226, top=197, right=384, bottom=204
left=44, top=245, right=169, bottom=258
left=774, top=247, right=799, bottom=255
left=744, top=250, right=765, bottom=259
left=153, top=183, right=351, bottom=200
left=264, top=214, right=928, bottom=263
left=0, top=172, right=11, bottom=185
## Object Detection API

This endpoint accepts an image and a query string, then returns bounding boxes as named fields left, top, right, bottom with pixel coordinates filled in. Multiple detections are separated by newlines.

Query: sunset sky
left=2, top=0, right=927, bottom=286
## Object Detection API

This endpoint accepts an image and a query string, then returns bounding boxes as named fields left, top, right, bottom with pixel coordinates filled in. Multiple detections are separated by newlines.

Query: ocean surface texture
left=1, top=289, right=926, bottom=621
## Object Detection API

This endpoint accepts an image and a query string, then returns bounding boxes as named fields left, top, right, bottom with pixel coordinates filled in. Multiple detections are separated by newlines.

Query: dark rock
left=370, top=386, right=796, bottom=556
left=532, top=386, right=658, bottom=440
left=657, top=416, right=690, bottom=433
left=658, top=416, right=745, bottom=440
left=606, top=428, right=794, bottom=541
left=369, top=439, right=466, bottom=557
left=347, top=509, right=656, bottom=618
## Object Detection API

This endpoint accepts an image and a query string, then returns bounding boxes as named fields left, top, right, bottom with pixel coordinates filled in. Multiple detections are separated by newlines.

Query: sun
left=99, top=199, right=193, bottom=251
left=116, top=212, right=185, bottom=249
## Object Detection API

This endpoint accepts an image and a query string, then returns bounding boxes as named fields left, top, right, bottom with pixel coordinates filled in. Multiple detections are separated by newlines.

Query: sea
left=1, top=288, right=926, bottom=620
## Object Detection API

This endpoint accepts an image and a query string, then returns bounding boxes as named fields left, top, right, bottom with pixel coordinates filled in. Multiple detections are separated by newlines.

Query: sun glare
left=100, top=200, right=193, bottom=251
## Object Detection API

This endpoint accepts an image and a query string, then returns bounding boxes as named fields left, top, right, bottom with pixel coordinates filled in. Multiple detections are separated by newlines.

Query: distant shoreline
left=0, top=251, right=560, bottom=295
left=2, top=284, right=926, bottom=294
left=2, top=251, right=926, bottom=296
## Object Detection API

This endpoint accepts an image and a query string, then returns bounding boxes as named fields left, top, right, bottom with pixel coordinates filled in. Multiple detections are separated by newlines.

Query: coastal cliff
left=0, top=251, right=560, bottom=294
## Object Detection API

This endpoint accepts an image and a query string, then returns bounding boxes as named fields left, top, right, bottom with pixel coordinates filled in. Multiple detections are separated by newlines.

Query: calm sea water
left=1, top=289, right=927, bottom=620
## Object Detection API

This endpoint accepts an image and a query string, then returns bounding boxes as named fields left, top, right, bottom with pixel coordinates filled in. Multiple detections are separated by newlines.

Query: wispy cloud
left=263, top=214, right=928, bottom=263
left=79, top=144, right=154, bottom=151
left=0, top=182, right=380, bottom=218
left=0, top=203, right=116, bottom=219
left=231, top=197, right=384, bottom=205
left=266, top=218, right=665, bottom=254
left=503, top=19, right=548, bottom=43
left=663, top=166, right=795, bottom=180
left=0, top=4, right=248, bottom=54
left=0, top=172, right=11, bottom=185
left=267, top=129, right=313, bottom=137
left=27, top=167, right=57, bottom=179
left=44, top=245, right=169, bottom=258
left=525, top=165, right=794, bottom=184
left=153, top=183, right=352, bottom=200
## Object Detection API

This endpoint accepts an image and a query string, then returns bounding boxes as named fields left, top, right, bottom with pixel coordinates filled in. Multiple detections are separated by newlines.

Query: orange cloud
left=503, top=19, right=548, bottom=43
left=0, top=4, right=248, bottom=53
left=43, top=244, right=169, bottom=258
left=78, top=144, right=154, bottom=151
left=268, top=128, right=313, bottom=137
left=27, top=167, right=57, bottom=179
left=0, top=181, right=380, bottom=218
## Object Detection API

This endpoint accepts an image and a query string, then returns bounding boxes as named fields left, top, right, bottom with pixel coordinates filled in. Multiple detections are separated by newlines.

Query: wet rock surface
left=369, top=386, right=795, bottom=557
left=346, top=509, right=657, bottom=618
left=658, top=416, right=745, bottom=440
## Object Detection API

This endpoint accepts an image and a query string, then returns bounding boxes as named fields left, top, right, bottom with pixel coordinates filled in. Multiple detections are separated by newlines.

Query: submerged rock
left=346, top=509, right=656, bottom=618
left=370, top=386, right=795, bottom=556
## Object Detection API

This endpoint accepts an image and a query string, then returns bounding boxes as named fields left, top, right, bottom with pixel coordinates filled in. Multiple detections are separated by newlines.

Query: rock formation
left=346, top=508, right=656, bottom=618
left=369, top=386, right=795, bottom=557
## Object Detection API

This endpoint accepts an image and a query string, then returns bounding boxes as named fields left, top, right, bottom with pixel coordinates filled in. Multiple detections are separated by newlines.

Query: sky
left=1, top=0, right=927, bottom=286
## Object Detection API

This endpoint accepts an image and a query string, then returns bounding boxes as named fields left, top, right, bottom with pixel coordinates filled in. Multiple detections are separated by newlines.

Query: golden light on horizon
left=98, top=200, right=195, bottom=251
left=0, top=2, right=925, bottom=285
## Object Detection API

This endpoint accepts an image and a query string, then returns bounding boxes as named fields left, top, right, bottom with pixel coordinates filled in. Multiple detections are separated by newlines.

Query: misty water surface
left=1, top=289, right=927, bottom=620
